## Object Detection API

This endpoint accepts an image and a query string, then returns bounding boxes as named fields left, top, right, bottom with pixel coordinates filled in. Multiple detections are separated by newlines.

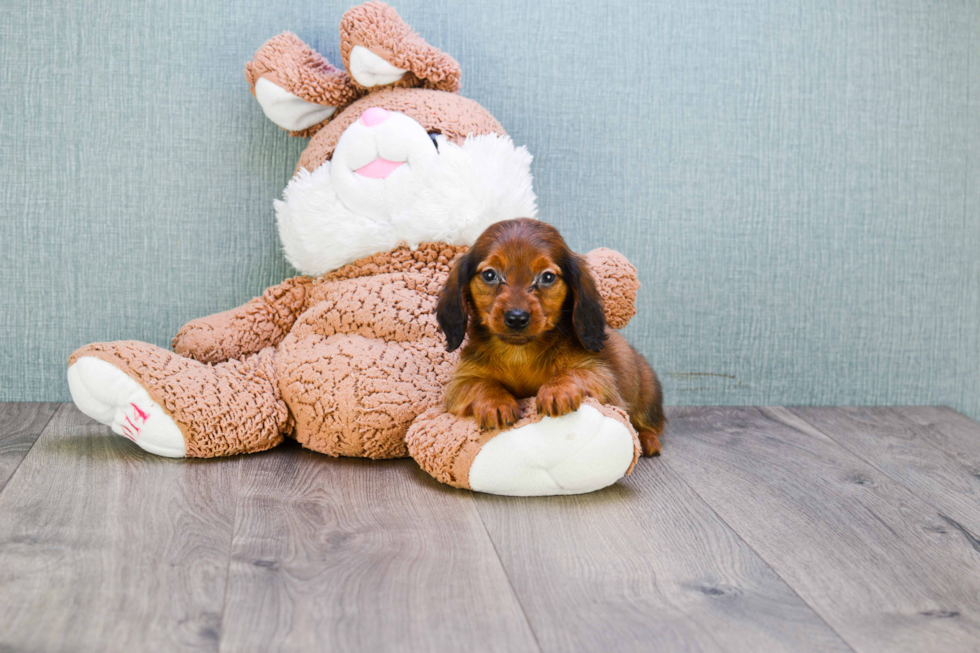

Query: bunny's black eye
left=481, top=269, right=498, bottom=284
left=539, top=271, right=557, bottom=286
left=428, top=131, right=440, bottom=151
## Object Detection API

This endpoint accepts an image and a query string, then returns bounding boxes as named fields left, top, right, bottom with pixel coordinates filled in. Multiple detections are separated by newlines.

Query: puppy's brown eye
left=539, top=272, right=557, bottom=286
left=428, top=131, right=440, bottom=151
left=481, top=269, right=498, bottom=284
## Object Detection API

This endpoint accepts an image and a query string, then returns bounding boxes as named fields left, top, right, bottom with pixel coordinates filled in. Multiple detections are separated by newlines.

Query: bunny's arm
left=172, top=276, right=314, bottom=364
left=586, top=248, right=640, bottom=329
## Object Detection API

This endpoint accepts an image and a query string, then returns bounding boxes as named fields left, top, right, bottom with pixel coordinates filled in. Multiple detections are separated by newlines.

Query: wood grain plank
left=892, top=407, right=980, bottom=472
left=473, top=459, right=854, bottom=653
left=665, top=406, right=980, bottom=653
left=782, top=407, right=980, bottom=535
left=219, top=444, right=540, bottom=653
left=0, top=405, right=240, bottom=652
left=0, top=402, right=58, bottom=493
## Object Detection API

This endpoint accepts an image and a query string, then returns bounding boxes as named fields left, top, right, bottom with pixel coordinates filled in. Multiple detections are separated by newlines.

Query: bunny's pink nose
left=360, top=107, right=390, bottom=127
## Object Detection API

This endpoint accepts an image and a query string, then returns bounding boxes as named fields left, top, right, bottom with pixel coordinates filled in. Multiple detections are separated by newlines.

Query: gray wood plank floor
left=0, top=402, right=57, bottom=493
left=2, top=403, right=980, bottom=653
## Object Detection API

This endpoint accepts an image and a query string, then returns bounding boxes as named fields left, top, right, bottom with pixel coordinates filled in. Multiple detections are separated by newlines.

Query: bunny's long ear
left=340, top=2, right=461, bottom=93
left=245, top=32, right=362, bottom=137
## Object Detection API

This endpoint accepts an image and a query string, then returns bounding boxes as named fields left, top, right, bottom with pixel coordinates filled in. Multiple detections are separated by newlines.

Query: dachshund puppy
left=436, top=218, right=665, bottom=456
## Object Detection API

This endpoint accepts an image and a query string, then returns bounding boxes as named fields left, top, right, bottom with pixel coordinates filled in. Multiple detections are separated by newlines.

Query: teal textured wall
left=1, top=0, right=978, bottom=417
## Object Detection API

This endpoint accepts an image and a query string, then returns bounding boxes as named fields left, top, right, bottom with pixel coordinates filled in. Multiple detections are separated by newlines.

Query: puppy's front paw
left=471, top=395, right=522, bottom=430
left=536, top=383, right=586, bottom=418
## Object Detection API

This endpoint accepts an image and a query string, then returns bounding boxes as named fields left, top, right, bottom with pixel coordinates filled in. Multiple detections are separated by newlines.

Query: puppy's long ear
left=564, top=254, right=608, bottom=352
left=436, top=252, right=475, bottom=352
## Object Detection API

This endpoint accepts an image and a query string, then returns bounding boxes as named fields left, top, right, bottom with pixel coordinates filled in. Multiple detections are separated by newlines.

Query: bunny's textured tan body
left=70, top=244, right=638, bottom=463
left=67, top=2, right=647, bottom=495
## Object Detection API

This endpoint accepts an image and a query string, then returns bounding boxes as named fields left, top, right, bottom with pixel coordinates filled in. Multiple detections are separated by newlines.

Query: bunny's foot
left=68, top=355, right=186, bottom=457
left=68, top=341, right=288, bottom=458
left=407, top=398, right=640, bottom=496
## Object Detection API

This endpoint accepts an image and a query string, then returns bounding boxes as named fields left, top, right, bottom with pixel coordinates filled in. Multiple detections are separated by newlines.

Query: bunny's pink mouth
left=355, top=158, right=405, bottom=179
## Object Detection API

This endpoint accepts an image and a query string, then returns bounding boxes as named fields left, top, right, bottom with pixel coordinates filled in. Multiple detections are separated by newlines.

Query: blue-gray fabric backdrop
left=2, top=0, right=978, bottom=418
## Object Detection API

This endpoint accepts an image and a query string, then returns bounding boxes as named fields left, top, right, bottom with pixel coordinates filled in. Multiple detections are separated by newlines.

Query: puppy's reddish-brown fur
left=436, top=218, right=665, bottom=456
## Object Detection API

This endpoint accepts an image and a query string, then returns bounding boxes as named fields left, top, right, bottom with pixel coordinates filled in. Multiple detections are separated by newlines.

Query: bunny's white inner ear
left=254, top=77, right=337, bottom=132
left=349, top=45, right=407, bottom=87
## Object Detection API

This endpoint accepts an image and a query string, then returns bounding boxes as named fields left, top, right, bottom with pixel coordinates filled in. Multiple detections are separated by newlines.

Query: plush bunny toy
left=67, top=1, right=644, bottom=496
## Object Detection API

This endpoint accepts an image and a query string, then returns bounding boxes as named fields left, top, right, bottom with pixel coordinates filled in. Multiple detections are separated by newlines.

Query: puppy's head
left=436, top=218, right=607, bottom=352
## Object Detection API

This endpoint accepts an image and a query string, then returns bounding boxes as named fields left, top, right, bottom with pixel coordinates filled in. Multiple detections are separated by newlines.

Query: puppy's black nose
left=504, top=309, right=531, bottom=330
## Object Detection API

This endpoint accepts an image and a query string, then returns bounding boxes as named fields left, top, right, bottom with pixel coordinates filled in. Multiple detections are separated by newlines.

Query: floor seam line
left=472, top=497, right=547, bottom=653
left=0, top=403, right=63, bottom=502
left=890, top=407, right=980, bottom=477
left=215, top=456, right=244, bottom=653
left=784, top=406, right=980, bottom=553
left=660, top=418, right=860, bottom=653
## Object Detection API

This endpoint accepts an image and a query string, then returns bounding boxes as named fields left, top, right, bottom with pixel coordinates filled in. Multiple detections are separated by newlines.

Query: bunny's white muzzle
left=274, top=113, right=538, bottom=277
left=330, top=108, right=439, bottom=222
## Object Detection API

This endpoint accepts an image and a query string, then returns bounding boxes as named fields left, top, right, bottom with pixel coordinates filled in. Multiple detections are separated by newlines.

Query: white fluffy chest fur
left=275, top=133, right=538, bottom=277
